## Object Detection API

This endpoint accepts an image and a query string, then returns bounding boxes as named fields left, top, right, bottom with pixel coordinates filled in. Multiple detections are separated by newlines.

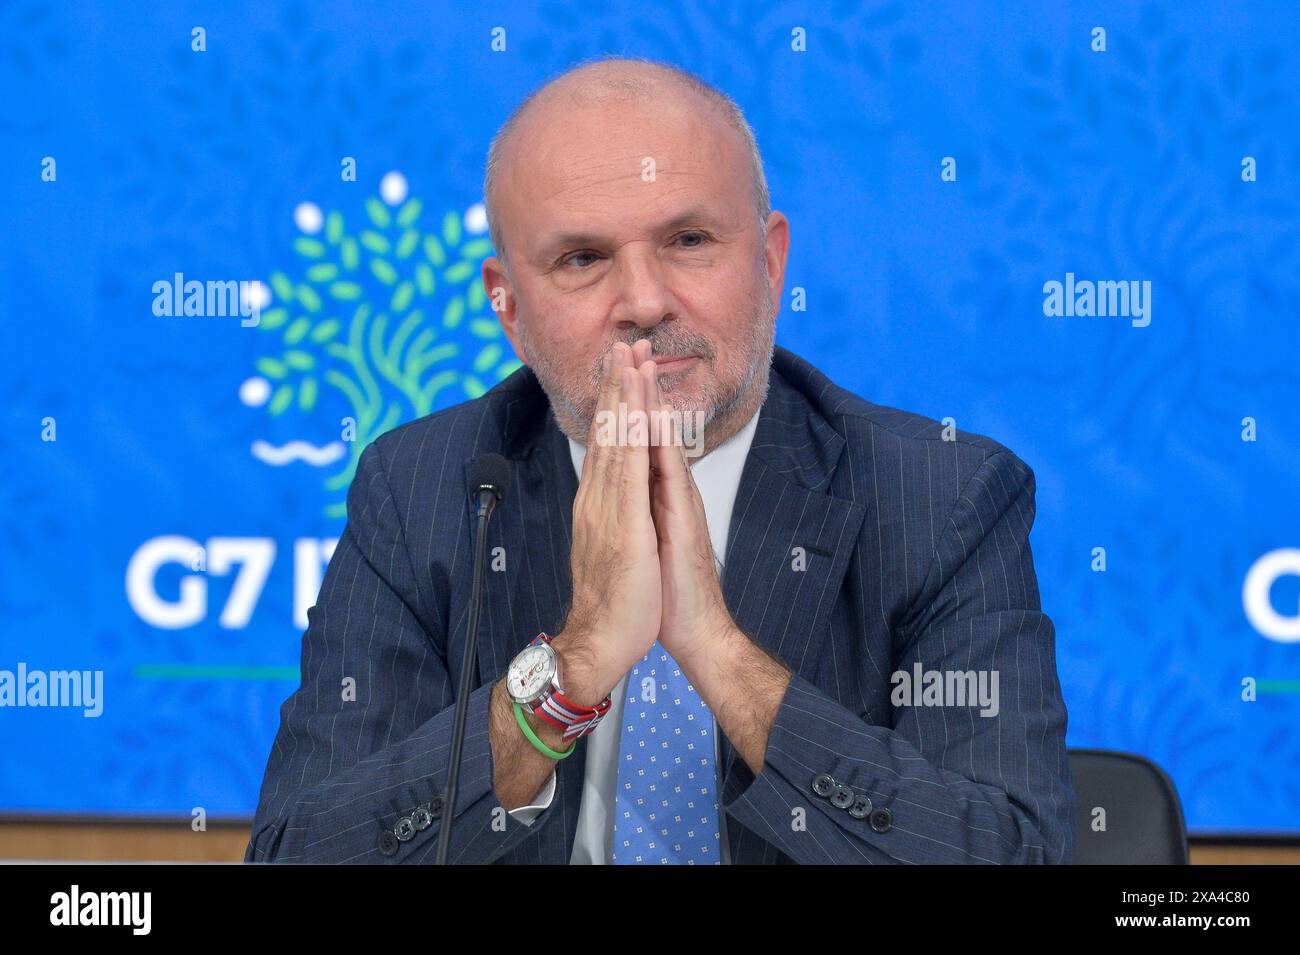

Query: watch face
left=506, top=645, right=555, bottom=703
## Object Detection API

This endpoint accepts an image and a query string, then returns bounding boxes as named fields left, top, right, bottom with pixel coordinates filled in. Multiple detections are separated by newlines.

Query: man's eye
left=561, top=251, right=600, bottom=269
left=560, top=233, right=708, bottom=269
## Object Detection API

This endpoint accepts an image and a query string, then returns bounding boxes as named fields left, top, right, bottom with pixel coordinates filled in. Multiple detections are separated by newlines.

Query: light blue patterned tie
left=611, top=640, right=721, bottom=864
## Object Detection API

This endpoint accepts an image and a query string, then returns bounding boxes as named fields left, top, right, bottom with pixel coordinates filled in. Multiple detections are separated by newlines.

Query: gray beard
left=522, top=286, right=776, bottom=449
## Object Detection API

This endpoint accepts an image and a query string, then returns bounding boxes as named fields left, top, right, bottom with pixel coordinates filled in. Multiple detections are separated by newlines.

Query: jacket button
left=811, top=773, right=836, bottom=798
left=830, top=784, right=855, bottom=809
left=394, top=815, right=416, bottom=842
left=870, top=808, right=893, bottom=833
left=848, top=794, right=873, bottom=819
left=430, top=796, right=444, bottom=818
left=377, top=830, right=400, bottom=856
left=411, top=805, right=433, bottom=831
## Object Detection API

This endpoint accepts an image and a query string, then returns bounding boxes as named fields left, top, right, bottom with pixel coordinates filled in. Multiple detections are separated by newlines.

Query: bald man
left=247, top=56, right=1075, bottom=865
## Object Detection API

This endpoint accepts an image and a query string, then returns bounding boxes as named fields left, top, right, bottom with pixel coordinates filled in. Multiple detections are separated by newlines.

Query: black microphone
left=468, top=453, right=512, bottom=517
left=435, top=453, right=512, bottom=865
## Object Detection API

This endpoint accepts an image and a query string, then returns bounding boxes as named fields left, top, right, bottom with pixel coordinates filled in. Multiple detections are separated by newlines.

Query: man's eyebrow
left=534, top=205, right=728, bottom=260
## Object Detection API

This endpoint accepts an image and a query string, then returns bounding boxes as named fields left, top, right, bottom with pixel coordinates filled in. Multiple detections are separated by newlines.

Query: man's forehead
left=525, top=107, right=723, bottom=197
left=524, top=158, right=742, bottom=255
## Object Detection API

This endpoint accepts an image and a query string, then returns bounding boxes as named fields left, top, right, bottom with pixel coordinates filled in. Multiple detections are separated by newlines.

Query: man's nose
left=608, top=246, right=673, bottom=330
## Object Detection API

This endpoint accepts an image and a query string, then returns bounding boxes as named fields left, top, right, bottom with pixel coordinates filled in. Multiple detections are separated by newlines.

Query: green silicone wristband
left=513, top=701, right=576, bottom=760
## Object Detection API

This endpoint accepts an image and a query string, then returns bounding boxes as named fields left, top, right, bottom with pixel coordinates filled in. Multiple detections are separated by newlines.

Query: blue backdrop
left=2, top=0, right=1298, bottom=835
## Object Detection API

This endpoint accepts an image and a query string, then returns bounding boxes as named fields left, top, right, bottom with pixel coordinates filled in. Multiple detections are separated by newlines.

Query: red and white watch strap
left=528, top=632, right=612, bottom=741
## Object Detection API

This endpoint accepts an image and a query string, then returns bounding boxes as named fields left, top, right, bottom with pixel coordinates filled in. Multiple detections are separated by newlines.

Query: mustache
left=588, top=330, right=715, bottom=381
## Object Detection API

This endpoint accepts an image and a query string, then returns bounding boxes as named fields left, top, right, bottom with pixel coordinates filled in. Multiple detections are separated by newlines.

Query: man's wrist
left=496, top=677, right=572, bottom=756
left=521, top=702, right=572, bottom=753
left=549, top=629, right=614, bottom=707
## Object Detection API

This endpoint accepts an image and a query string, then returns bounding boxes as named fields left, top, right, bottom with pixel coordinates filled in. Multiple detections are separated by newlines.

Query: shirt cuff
left=505, top=770, right=557, bottom=826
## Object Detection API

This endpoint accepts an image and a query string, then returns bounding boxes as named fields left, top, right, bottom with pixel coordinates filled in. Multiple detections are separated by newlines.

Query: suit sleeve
left=245, top=438, right=558, bottom=863
left=720, top=450, right=1076, bottom=864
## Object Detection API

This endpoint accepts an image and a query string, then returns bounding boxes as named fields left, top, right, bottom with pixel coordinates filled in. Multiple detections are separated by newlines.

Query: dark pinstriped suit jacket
left=246, top=345, right=1075, bottom=864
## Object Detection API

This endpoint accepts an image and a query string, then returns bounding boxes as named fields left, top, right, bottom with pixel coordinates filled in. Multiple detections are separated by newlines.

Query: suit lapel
left=717, top=368, right=868, bottom=802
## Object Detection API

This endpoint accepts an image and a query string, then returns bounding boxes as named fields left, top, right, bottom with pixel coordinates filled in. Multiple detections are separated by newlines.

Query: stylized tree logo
left=246, top=174, right=520, bottom=517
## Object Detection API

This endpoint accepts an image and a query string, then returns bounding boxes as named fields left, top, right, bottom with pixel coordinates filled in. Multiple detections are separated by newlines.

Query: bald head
left=483, top=56, right=770, bottom=273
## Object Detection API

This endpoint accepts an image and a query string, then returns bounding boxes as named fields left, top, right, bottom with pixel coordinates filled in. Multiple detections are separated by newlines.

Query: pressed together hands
left=489, top=339, right=790, bottom=810
left=562, top=339, right=734, bottom=705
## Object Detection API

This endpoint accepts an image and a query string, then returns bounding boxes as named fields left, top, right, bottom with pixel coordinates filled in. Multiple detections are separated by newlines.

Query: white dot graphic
left=239, top=376, right=271, bottom=407
left=243, top=280, right=271, bottom=312
left=294, top=202, right=323, bottom=234
left=465, top=202, right=488, bottom=235
left=380, top=171, right=408, bottom=205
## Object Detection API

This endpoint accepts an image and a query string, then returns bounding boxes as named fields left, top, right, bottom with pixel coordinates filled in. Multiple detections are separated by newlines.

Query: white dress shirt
left=504, top=407, right=761, bottom=863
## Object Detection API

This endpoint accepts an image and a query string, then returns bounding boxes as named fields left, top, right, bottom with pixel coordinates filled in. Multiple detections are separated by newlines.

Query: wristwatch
left=505, top=633, right=611, bottom=741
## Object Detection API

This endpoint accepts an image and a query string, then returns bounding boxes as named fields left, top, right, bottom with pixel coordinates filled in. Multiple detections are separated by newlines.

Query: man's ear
left=762, top=211, right=791, bottom=319
left=481, top=255, right=526, bottom=363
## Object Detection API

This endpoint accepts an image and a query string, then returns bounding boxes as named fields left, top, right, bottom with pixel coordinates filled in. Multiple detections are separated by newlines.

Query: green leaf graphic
left=251, top=190, right=522, bottom=517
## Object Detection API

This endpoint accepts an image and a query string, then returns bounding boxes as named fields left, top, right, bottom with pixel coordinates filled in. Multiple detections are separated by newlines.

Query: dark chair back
left=1070, top=748, right=1189, bottom=864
